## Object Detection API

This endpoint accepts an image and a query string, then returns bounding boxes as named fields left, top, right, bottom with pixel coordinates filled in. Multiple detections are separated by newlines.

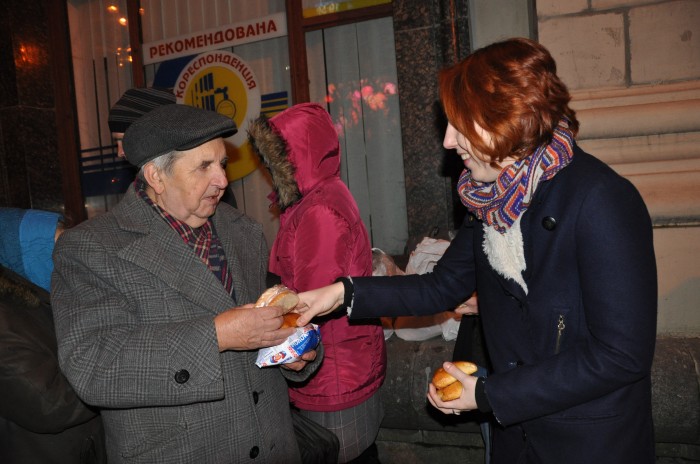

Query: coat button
left=249, top=446, right=259, bottom=458
left=253, top=391, right=259, bottom=404
left=542, top=216, right=557, bottom=231
left=174, top=369, right=190, bottom=384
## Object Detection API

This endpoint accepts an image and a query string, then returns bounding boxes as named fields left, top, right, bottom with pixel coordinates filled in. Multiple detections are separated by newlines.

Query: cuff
left=334, top=276, right=354, bottom=316
left=475, top=377, right=492, bottom=413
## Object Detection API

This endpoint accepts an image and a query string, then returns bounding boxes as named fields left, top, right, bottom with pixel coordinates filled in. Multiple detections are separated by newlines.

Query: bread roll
left=255, top=284, right=299, bottom=310
left=281, top=312, right=301, bottom=329
left=437, top=379, right=464, bottom=401
left=431, top=361, right=478, bottom=401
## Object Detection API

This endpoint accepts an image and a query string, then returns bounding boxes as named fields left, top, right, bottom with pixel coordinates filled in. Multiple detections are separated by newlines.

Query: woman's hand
left=296, top=282, right=345, bottom=326
left=454, top=293, right=479, bottom=316
left=427, top=361, right=479, bottom=415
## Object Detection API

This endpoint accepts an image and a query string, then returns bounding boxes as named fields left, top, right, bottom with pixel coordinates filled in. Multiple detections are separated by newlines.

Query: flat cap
left=123, top=104, right=237, bottom=168
left=108, top=87, right=176, bottom=133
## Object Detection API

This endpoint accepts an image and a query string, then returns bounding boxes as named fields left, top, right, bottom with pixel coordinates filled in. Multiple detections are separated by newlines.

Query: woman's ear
left=143, top=163, right=165, bottom=195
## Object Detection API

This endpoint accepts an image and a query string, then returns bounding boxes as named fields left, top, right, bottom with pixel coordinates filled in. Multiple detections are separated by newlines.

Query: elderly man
left=51, top=104, right=322, bottom=463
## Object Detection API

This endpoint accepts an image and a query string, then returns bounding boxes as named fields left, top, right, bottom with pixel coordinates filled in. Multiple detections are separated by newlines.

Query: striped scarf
left=457, top=118, right=575, bottom=233
left=135, top=179, right=234, bottom=296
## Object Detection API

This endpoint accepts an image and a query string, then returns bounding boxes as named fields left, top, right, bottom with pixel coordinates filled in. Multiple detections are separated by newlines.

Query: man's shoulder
left=214, top=203, right=263, bottom=230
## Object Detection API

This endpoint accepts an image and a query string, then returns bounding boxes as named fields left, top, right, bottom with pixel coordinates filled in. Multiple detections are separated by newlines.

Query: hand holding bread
left=253, top=285, right=321, bottom=367
left=432, top=361, right=478, bottom=401
left=214, top=285, right=300, bottom=353
left=255, top=284, right=300, bottom=309
left=255, top=285, right=301, bottom=327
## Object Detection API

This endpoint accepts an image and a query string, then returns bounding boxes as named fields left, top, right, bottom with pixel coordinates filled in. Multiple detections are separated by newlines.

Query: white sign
left=143, top=12, right=287, bottom=65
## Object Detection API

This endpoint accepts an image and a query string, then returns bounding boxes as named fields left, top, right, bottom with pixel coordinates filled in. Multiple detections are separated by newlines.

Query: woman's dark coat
left=350, top=146, right=658, bottom=463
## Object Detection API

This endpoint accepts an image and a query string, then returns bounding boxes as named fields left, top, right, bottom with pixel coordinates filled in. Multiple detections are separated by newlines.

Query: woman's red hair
left=439, top=37, right=579, bottom=164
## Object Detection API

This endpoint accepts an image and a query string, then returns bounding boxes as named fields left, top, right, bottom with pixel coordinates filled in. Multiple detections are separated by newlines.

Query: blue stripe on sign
left=261, top=91, right=288, bottom=117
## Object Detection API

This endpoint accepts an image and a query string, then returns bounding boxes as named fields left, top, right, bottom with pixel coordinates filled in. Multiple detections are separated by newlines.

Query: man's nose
left=213, top=165, right=228, bottom=188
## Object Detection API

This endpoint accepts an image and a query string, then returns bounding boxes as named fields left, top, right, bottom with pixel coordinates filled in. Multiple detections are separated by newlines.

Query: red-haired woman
left=295, top=38, right=657, bottom=463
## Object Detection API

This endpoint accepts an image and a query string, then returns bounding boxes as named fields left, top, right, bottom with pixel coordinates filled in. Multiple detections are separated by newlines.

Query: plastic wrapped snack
left=255, top=322, right=321, bottom=367
left=254, top=285, right=321, bottom=367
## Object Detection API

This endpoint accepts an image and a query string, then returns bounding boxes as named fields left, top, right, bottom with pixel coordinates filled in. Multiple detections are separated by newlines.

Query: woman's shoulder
left=559, top=145, right=637, bottom=193
left=551, top=146, right=649, bottom=217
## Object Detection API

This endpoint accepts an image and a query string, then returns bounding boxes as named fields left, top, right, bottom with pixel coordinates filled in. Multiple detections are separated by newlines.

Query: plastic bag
left=372, top=240, right=461, bottom=342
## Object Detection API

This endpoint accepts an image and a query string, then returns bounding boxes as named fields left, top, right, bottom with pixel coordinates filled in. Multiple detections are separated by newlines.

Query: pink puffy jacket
left=248, top=103, right=386, bottom=411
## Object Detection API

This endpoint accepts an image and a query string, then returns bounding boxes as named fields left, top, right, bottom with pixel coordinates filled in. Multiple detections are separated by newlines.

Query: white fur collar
left=482, top=217, right=528, bottom=294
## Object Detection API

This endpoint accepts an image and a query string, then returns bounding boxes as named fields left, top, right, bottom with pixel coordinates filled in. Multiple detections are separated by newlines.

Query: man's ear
left=143, top=163, right=165, bottom=195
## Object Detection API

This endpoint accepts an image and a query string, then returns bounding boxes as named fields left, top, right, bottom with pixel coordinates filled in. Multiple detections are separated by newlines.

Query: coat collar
left=111, top=185, right=241, bottom=313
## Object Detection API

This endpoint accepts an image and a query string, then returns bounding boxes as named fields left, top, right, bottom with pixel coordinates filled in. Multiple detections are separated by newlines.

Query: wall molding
left=572, top=81, right=700, bottom=225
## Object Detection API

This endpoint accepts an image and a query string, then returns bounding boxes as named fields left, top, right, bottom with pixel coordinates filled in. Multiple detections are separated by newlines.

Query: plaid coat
left=52, top=185, right=318, bottom=463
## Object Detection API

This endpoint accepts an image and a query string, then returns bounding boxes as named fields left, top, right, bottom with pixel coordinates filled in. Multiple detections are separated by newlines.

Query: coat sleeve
left=486, top=175, right=658, bottom=425
left=50, top=228, right=225, bottom=409
left=351, top=215, right=477, bottom=318
left=288, top=205, right=353, bottom=291
left=0, top=305, right=98, bottom=433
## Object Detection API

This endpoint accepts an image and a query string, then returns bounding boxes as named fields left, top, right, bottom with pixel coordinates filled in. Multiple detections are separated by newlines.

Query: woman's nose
left=443, top=124, right=457, bottom=149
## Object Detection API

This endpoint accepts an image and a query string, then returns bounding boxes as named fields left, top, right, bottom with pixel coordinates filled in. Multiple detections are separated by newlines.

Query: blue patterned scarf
left=457, top=118, right=575, bottom=233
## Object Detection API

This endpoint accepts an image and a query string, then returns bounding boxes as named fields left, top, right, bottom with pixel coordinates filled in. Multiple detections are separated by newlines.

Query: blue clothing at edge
left=0, top=208, right=61, bottom=291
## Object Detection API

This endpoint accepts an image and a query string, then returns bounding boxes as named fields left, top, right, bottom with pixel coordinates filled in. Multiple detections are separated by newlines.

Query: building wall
left=0, top=0, right=65, bottom=213
left=536, top=0, right=700, bottom=335
left=392, top=0, right=471, bottom=245
left=0, top=0, right=697, bottom=335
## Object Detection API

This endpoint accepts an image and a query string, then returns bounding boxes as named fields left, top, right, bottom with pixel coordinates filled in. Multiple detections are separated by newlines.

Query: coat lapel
left=113, top=187, right=235, bottom=315
left=210, top=205, right=268, bottom=307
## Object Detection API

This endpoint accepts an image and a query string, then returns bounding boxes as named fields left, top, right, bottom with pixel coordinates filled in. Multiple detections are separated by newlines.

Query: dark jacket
left=350, top=147, right=658, bottom=463
left=0, top=266, right=106, bottom=463
left=248, top=103, right=386, bottom=411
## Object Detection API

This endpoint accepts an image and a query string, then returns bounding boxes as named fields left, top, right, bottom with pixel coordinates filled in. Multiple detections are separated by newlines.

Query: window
left=307, top=17, right=407, bottom=254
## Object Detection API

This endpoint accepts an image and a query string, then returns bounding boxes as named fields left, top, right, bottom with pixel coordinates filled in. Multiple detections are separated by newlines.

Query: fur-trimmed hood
left=247, top=103, right=340, bottom=211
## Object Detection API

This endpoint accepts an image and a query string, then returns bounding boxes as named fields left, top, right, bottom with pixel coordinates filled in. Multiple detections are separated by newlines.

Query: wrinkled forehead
left=176, top=138, right=228, bottom=165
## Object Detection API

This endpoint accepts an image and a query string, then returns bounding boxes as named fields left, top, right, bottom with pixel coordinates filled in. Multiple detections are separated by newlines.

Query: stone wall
left=392, top=0, right=472, bottom=245
left=536, top=0, right=700, bottom=335
left=0, top=0, right=65, bottom=213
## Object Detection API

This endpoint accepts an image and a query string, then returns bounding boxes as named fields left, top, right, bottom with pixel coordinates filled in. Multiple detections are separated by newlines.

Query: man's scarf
left=457, top=119, right=575, bottom=233
left=135, top=179, right=234, bottom=296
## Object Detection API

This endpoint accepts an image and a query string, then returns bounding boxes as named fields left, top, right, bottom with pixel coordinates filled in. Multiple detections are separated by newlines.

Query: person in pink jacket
left=248, top=103, right=387, bottom=463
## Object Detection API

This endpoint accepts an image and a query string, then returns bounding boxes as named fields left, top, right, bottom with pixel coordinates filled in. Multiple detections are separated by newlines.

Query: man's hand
left=296, top=282, right=345, bottom=326
left=214, top=304, right=295, bottom=352
left=281, top=349, right=317, bottom=372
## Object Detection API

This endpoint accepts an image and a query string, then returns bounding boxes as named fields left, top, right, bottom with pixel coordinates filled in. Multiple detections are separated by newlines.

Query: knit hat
left=108, top=87, right=176, bottom=133
left=123, top=104, right=237, bottom=168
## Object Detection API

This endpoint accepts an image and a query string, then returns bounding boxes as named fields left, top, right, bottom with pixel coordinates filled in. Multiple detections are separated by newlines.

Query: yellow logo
left=174, top=51, right=261, bottom=181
